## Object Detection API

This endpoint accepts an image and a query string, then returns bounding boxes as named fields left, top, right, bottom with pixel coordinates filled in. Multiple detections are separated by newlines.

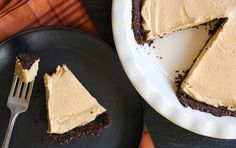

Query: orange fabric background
left=0, top=0, right=97, bottom=41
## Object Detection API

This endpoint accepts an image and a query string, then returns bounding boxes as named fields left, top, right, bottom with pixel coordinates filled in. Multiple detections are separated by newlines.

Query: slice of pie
left=44, top=65, right=110, bottom=144
left=15, top=53, right=40, bottom=83
left=132, top=0, right=236, bottom=116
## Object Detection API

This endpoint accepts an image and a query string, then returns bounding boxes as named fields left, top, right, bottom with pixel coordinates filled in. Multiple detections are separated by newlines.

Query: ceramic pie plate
left=112, top=0, right=236, bottom=139
left=0, top=27, right=143, bottom=147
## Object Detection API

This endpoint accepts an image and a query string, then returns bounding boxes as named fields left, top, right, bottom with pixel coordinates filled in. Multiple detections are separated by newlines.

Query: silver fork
left=2, top=75, right=35, bottom=148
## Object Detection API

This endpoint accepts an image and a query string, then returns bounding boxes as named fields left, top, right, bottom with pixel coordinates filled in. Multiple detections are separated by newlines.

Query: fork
left=2, top=75, right=34, bottom=148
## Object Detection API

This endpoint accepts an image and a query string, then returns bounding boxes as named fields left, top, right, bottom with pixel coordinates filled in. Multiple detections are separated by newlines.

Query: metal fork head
left=7, top=75, right=34, bottom=114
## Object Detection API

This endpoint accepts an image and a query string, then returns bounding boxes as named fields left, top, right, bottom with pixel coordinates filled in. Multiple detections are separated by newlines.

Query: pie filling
left=133, top=0, right=236, bottom=114
left=15, top=53, right=39, bottom=83
left=44, top=65, right=111, bottom=143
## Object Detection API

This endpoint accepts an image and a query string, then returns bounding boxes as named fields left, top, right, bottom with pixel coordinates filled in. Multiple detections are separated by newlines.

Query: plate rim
left=0, top=26, right=145, bottom=146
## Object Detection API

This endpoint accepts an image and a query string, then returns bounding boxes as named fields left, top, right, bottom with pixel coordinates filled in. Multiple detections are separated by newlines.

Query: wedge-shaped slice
left=44, top=65, right=109, bottom=137
left=181, top=11, right=236, bottom=111
left=15, top=53, right=40, bottom=83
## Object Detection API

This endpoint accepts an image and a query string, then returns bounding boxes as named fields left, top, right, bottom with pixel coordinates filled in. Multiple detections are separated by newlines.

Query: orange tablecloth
left=0, top=0, right=97, bottom=41
left=0, top=0, right=154, bottom=147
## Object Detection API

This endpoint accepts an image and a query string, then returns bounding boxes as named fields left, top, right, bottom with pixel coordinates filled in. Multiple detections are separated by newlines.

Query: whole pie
left=132, top=0, right=236, bottom=117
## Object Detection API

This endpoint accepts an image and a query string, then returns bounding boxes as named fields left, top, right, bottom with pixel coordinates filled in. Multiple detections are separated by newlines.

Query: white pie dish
left=112, top=0, right=236, bottom=139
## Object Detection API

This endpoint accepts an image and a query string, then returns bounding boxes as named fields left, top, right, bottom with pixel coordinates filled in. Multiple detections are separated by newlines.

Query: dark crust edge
left=50, top=112, right=111, bottom=144
left=17, top=53, right=39, bottom=70
left=176, top=73, right=236, bottom=117
left=132, top=0, right=151, bottom=45
left=175, top=18, right=236, bottom=117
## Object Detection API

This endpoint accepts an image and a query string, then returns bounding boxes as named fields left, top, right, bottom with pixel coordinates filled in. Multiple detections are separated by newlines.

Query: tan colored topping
left=182, top=12, right=236, bottom=111
left=142, top=0, right=236, bottom=110
left=44, top=65, right=106, bottom=134
left=15, top=58, right=39, bottom=83
left=141, top=0, right=236, bottom=40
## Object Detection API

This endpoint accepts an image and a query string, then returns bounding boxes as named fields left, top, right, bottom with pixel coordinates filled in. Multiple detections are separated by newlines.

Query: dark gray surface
left=0, top=27, right=143, bottom=148
left=83, top=0, right=114, bottom=47
left=83, top=0, right=236, bottom=147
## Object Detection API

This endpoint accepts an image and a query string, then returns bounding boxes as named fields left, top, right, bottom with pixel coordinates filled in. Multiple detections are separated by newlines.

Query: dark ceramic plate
left=0, top=27, right=143, bottom=148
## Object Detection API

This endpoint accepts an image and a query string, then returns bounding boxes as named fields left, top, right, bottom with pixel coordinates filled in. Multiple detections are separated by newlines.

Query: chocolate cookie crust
left=176, top=72, right=236, bottom=117
left=132, top=0, right=150, bottom=44
left=17, top=53, right=38, bottom=70
left=50, top=112, right=111, bottom=144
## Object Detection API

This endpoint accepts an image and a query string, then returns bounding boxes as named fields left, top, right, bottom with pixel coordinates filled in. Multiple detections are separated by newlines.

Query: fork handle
left=2, top=112, right=18, bottom=148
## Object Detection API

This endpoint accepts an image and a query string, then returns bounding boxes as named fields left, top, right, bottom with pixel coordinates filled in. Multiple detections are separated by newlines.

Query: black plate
left=0, top=27, right=143, bottom=148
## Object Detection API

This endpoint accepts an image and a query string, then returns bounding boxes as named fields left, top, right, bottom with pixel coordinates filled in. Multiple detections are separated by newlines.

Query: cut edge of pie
left=132, top=0, right=236, bottom=117
left=44, top=65, right=111, bottom=144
